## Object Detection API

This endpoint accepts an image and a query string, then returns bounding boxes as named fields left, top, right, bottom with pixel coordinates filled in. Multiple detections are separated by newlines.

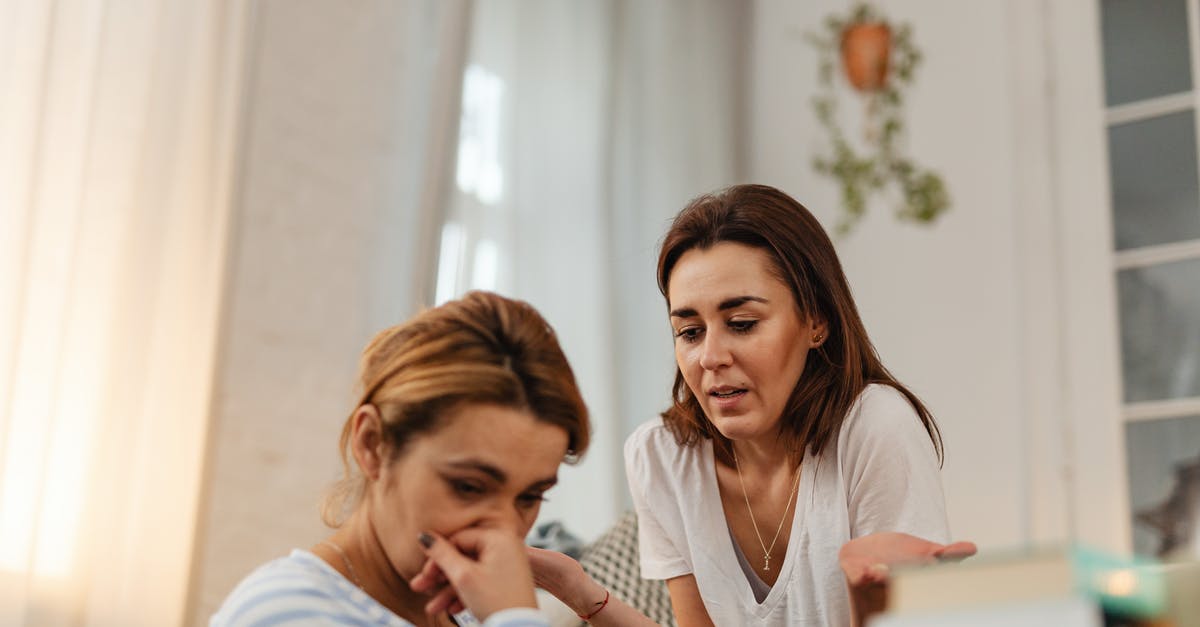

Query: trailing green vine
left=809, top=3, right=950, bottom=236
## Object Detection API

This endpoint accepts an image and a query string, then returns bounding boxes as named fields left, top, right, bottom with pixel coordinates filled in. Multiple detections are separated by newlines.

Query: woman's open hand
left=839, top=532, right=977, bottom=626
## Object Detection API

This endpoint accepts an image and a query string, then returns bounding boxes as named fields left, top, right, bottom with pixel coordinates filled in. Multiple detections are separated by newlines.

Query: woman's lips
left=708, top=388, right=747, bottom=410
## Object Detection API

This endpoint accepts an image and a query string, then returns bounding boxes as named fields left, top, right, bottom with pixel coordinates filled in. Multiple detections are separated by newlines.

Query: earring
left=813, top=334, right=824, bottom=343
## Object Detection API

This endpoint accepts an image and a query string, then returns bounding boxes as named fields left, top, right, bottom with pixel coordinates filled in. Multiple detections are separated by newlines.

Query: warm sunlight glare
left=0, top=191, right=97, bottom=577
left=435, top=222, right=465, bottom=305
left=471, top=239, right=499, bottom=291
left=455, top=64, right=504, bottom=205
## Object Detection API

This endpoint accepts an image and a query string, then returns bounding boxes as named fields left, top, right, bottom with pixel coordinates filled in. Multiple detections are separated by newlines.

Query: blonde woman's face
left=667, top=242, right=825, bottom=443
left=368, top=403, right=569, bottom=578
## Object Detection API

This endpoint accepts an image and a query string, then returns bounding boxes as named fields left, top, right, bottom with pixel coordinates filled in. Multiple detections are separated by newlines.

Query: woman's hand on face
left=410, top=529, right=538, bottom=622
left=408, top=553, right=462, bottom=615
left=838, top=532, right=977, bottom=627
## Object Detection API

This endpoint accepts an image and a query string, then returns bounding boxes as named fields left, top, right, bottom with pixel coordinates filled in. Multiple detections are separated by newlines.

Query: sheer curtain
left=0, top=1, right=245, bottom=625
left=439, top=0, right=748, bottom=540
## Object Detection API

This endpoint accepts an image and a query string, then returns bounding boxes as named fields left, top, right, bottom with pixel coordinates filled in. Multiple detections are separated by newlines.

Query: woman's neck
left=728, top=431, right=796, bottom=473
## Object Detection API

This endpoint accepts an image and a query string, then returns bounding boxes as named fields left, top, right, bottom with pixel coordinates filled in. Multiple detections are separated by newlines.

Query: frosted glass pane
left=1102, top=0, right=1192, bottom=106
left=1125, top=415, right=1200, bottom=558
left=1108, top=111, right=1200, bottom=250
left=1118, top=258, right=1200, bottom=402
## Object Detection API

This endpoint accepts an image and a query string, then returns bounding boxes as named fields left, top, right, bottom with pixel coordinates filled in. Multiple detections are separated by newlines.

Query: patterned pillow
left=576, top=510, right=676, bottom=626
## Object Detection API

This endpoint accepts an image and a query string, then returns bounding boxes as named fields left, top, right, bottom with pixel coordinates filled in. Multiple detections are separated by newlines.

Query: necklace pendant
left=764, top=555, right=771, bottom=572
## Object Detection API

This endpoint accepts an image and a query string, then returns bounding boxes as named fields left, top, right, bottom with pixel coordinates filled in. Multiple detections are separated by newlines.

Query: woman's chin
left=708, top=412, right=774, bottom=442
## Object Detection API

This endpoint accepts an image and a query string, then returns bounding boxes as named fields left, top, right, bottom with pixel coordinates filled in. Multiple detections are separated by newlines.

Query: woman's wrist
left=562, top=577, right=608, bottom=617
left=576, top=587, right=610, bottom=620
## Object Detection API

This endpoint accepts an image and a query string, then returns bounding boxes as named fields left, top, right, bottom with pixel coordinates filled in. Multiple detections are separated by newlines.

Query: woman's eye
left=674, top=326, right=703, bottom=343
left=729, top=320, right=757, bottom=334
left=450, top=480, right=485, bottom=498
left=517, top=493, right=547, bottom=509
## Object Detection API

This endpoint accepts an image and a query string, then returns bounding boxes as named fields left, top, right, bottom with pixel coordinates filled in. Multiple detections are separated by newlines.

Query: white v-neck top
left=624, top=384, right=950, bottom=626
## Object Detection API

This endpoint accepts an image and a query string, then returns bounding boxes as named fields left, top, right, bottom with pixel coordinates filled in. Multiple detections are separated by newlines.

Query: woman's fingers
left=409, top=556, right=448, bottom=593
left=423, top=584, right=460, bottom=616
left=840, top=533, right=978, bottom=585
left=417, top=528, right=537, bottom=621
left=418, top=532, right=475, bottom=585
left=933, top=541, right=978, bottom=562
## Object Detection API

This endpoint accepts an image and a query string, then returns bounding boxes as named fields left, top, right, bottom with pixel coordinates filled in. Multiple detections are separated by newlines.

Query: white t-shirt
left=624, top=384, right=949, bottom=626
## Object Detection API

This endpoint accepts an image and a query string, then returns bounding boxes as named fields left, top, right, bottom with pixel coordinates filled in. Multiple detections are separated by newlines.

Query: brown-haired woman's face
left=366, top=403, right=568, bottom=578
left=667, top=242, right=826, bottom=442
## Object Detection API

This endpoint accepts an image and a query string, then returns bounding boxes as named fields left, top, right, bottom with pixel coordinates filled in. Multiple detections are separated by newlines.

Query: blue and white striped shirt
left=211, top=549, right=549, bottom=627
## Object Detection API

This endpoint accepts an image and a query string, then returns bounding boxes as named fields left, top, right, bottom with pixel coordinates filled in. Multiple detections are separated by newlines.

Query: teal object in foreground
left=1071, top=546, right=1168, bottom=619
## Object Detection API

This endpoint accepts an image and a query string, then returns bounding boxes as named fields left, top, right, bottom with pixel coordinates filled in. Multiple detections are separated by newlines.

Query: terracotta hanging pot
left=840, top=22, right=892, bottom=91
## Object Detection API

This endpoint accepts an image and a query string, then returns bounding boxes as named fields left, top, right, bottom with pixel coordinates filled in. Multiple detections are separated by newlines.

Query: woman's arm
left=837, top=390, right=976, bottom=625
left=841, top=387, right=951, bottom=541
left=526, top=546, right=658, bottom=626
left=665, top=575, right=716, bottom=627
left=527, top=547, right=719, bottom=626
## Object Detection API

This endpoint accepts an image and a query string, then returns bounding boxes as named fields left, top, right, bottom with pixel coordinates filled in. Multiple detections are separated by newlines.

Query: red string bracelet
left=577, top=588, right=610, bottom=621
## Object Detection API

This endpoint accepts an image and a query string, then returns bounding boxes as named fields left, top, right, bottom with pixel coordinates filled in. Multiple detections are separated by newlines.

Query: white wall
left=748, top=0, right=1125, bottom=551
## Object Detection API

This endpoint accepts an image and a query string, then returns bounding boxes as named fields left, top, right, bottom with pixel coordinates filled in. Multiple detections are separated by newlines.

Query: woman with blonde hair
left=212, top=291, right=591, bottom=626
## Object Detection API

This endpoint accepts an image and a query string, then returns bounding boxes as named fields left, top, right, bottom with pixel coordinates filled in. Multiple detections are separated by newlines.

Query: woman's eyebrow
left=670, top=295, right=768, bottom=318
left=444, top=460, right=558, bottom=489
left=526, top=477, right=558, bottom=491
left=718, top=295, right=768, bottom=310
left=669, top=306, right=698, bottom=319
left=444, top=460, right=506, bottom=483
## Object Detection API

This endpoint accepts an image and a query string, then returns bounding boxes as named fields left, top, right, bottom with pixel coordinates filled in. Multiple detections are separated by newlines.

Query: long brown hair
left=657, top=184, right=941, bottom=466
left=322, top=290, right=591, bottom=526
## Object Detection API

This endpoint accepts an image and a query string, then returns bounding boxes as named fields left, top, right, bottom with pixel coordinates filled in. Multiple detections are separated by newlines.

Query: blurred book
left=1155, top=560, right=1200, bottom=626
left=870, top=596, right=1101, bottom=627
left=870, top=547, right=1200, bottom=627
left=885, top=548, right=1077, bottom=614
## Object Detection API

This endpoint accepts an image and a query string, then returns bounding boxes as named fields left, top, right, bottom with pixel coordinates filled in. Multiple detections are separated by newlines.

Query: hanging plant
left=808, top=3, right=949, bottom=236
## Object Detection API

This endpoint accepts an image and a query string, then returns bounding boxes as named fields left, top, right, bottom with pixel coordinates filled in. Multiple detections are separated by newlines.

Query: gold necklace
left=732, top=450, right=802, bottom=573
left=321, top=539, right=365, bottom=590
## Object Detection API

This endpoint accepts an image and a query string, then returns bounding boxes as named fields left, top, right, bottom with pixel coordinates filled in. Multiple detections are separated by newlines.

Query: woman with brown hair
left=212, top=291, right=592, bottom=627
left=534, top=184, right=972, bottom=626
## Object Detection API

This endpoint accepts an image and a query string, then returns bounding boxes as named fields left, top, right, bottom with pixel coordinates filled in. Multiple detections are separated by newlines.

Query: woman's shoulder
left=854, top=379, right=916, bottom=410
left=211, top=550, right=402, bottom=626
left=624, top=417, right=673, bottom=455
left=840, top=384, right=927, bottom=440
left=623, top=417, right=708, bottom=478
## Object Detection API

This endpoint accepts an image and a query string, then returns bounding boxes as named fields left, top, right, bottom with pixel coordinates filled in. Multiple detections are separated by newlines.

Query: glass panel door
left=1101, top=0, right=1200, bottom=559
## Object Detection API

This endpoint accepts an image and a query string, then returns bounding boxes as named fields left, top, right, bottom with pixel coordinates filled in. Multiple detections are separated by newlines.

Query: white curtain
left=439, top=0, right=747, bottom=540
left=0, top=0, right=245, bottom=625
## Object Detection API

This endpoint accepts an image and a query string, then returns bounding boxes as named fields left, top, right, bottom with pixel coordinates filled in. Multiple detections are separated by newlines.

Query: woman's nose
left=475, top=502, right=526, bottom=537
left=698, top=332, right=733, bottom=370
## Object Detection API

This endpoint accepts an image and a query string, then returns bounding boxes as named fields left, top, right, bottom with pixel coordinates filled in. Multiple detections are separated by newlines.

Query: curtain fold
left=0, top=0, right=246, bottom=624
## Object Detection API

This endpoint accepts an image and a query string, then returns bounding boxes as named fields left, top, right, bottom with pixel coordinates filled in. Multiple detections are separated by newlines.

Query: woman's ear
left=809, top=317, right=830, bottom=348
left=349, top=404, right=386, bottom=481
